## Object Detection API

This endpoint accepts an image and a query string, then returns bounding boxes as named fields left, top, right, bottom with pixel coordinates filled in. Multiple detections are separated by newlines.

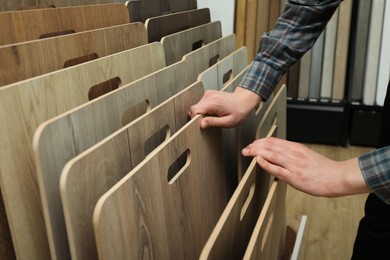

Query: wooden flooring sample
left=169, top=0, right=197, bottom=12
left=146, top=8, right=211, bottom=43
left=363, top=0, right=385, bottom=105
left=309, top=31, right=324, bottom=100
left=320, top=9, right=338, bottom=99
left=200, top=126, right=277, bottom=260
left=298, top=50, right=311, bottom=99
left=197, top=46, right=248, bottom=91
left=0, top=3, right=129, bottom=45
left=0, top=23, right=147, bottom=87
left=0, top=43, right=164, bottom=260
left=161, top=21, right=222, bottom=65
left=349, top=0, right=371, bottom=102
left=376, top=1, right=390, bottom=106
left=93, top=116, right=228, bottom=260
left=59, top=82, right=203, bottom=260
left=32, top=35, right=235, bottom=260
left=0, top=0, right=113, bottom=11
left=332, top=0, right=353, bottom=101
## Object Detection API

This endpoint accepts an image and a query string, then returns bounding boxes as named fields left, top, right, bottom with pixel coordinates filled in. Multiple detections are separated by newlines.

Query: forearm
left=240, top=0, right=342, bottom=100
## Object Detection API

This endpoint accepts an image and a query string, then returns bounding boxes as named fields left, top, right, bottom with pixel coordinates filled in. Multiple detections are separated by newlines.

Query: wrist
left=338, top=158, right=371, bottom=196
left=235, top=86, right=261, bottom=112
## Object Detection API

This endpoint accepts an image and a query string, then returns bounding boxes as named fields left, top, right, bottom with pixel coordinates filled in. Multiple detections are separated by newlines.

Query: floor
left=285, top=143, right=375, bottom=260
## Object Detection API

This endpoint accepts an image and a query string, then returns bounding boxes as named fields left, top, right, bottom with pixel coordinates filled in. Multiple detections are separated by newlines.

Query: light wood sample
left=0, top=3, right=129, bottom=46
left=0, top=0, right=113, bottom=11
left=60, top=82, right=203, bottom=260
left=0, top=43, right=165, bottom=260
left=161, top=21, right=222, bottom=65
left=145, top=8, right=211, bottom=43
left=0, top=23, right=147, bottom=87
left=200, top=124, right=278, bottom=260
left=93, top=115, right=228, bottom=260
left=32, top=35, right=235, bottom=260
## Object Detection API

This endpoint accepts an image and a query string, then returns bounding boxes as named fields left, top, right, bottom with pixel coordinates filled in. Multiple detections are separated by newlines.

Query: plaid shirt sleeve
left=239, top=0, right=342, bottom=100
left=359, top=146, right=390, bottom=205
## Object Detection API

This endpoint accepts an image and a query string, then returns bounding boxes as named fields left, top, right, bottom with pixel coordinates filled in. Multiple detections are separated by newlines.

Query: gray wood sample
left=309, top=31, right=324, bottom=100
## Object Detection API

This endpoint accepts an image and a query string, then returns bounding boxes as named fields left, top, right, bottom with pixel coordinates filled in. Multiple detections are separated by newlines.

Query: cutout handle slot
left=168, top=149, right=191, bottom=185
left=240, top=183, right=256, bottom=221
left=63, top=53, right=99, bottom=68
left=222, top=69, right=233, bottom=85
left=144, top=125, right=171, bottom=157
left=88, top=77, right=122, bottom=101
left=39, top=29, right=75, bottom=39
left=121, top=99, right=150, bottom=126
left=209, top=54, right=220, bottom=67
left=192, top=39, right=204, bottom=51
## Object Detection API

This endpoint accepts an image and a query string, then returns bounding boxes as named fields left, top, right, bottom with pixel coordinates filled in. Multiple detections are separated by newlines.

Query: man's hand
left=242, top=137, right=371, bottom=197
left=188, top=86, right=261, bottom=129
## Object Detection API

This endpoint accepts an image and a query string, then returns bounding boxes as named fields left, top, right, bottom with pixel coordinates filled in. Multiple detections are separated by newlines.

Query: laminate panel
left=146, top=8, right=211, bottom=43
left=376, top=1, right=390, bottom=106
left=161, top=21, right=222, bottom=65
left=243, top=181, right=279, bottom=260
left=200, top=124, right=278, bottom=260
left=349, top=0, right=371, bottom=102
left=0, top=3, right=129, bottom=45
left=309, top=31, right=324, bottom=99
left=0, top=43, right=165, bottom=260
left=32, top=35, right=235, bottom=260
left=59, top=82, right=203, bottom=260
left=363, top=0, right=385, bottom=106
left=94, top=115, right=227, bottom=260
left=126, top=0, right=165, bottom=23
left=235, top=0, right=246, bottom=48
left=298, top=50, right=311, bottom=99
left=332, top=0, right=353, bottom=101
left=0, top=0, right=113, bottom=11
left=169, top=0, right=197, bottom=12
left=0, top=23, right=147, bottom=87
left=197, top=47, right=247, bottom=91
left=320, top=9, right=338, bottom=99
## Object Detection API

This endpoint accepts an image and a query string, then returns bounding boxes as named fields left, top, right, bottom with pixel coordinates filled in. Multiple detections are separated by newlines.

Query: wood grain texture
left=197, top=47, right=248, bottom=91
left=161, top=21, right=222, bottom=65
left=200, top=122, right=278, bottom=259
left=0, top=192, right=15, bottom=260
left=145, top=8, right=211, bottom=43
left=59, top=82, right=203, bottom=260
left=0, top=43, right=165, bottom=260
left=0, top=3, right=129, bottom=45
left=332, top=0, right=353, bottom=100
left=376, top=0, right=390, bottom=106
left=93, top=115, right=228, bottom=260
left=0, top=23, right=147, bottom=87
left=169, top=0, right=197, bottom=12
left=320, top=9, right=338, bottom=99
left=298, top=50, right=311, bottom=99
left=309, top=31, right=324, bottom=100
left=243, top=180, right=279, bottom=260
left=31, top=35, right=234, bottom=260
left=363, top=0, right=385, bottom=105
left=349, top=0, right=371, bottom=102
left=0, top=0, right=114, bottom=11
left=126, top=0, right=166, bottom=23
left=235, top=0, right=246, bottom=49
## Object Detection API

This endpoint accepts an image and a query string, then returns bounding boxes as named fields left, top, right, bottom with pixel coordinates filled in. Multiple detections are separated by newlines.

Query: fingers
left=256, top=156, right=292, bottom=182
left=199, top=115, right=236, bottom=129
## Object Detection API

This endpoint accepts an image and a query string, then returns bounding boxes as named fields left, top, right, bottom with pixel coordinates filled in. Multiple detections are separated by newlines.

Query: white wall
left=197, top=0, right=235, bottom=36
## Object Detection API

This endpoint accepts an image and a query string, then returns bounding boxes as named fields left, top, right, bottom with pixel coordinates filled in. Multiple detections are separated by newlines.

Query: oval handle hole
left=261, top=210, right=275, bottom=251
left=240, top=183, right=256, bottom=221
left=18, top=4, right=56, bottom=10
left=209, top=54, right=220, bottom=67
left=168, top=149, right=191, bottom=185
left=192, top=39, right=204, bottom=51
left=144, top=125, right=171, bottom=157
left=88, top=77, right=122, bottom=101
left=39, top=29, right=76, bottom=39
left=63, top=53, right=99, bottom=68
left=222, top=69, right=233, bottom=85
left=121, top=99, right=150, bottom=126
